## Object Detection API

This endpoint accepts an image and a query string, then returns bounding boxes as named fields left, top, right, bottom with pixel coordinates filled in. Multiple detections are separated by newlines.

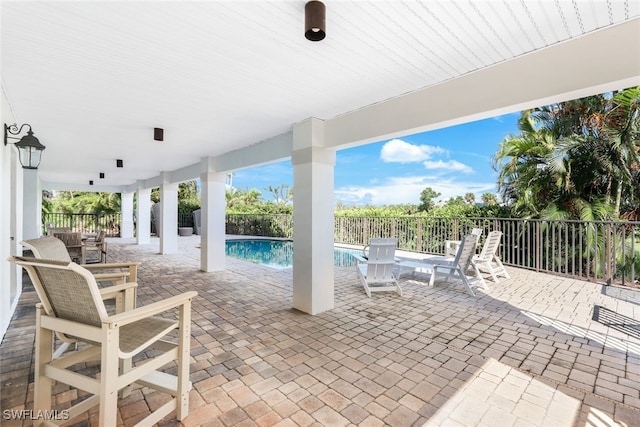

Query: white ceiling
left=2, top=1, right=639, bottom=188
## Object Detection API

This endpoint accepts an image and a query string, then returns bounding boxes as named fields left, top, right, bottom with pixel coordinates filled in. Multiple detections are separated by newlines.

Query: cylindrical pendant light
left=305, top=1, right=325, bottom=41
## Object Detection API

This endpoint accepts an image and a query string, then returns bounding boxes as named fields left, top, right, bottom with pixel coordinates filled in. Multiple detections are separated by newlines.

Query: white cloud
left=423, top=160, right=474, bottom=174
left=380, top=138, right=446, bottom=163
left=334, top=175, right=496, bottom=206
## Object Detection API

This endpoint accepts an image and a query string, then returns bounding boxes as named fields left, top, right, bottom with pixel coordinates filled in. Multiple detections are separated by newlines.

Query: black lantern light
left=4, top=123, right=46, bottom=169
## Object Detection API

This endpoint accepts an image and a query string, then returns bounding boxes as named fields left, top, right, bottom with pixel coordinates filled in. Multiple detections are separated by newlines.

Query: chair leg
left=177, top=301, right=192, bottom=420
left=99, top=327, right=120, bottom=427
left=34, top=306, right=53, bottom=427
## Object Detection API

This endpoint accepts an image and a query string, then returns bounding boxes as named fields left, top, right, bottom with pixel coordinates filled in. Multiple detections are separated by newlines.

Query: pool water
left=225, top=239, right=359, bottom=269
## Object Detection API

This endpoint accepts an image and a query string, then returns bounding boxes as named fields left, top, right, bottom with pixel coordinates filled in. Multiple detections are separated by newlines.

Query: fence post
left=535, top=221, right=541, bottom=272
left=416, top=218, right=422, bottom=252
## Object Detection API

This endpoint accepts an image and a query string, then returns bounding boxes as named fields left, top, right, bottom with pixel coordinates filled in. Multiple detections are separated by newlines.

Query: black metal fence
left=41, top=212, right=640, bottom=286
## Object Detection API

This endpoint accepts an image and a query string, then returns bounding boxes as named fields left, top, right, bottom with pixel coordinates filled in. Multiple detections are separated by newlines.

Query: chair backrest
left=53, top=231, right=83, bottom=248
left=21, top=236, right=73, bottom=262
left=452, top=234, right=477, bottom=272
left=365, top=240, right=397, bottom=281
left=8, top=256, right=107, bottom=326
left=470, top=228, right=483, bottom=242
left=477, top=230, right=503, bottom=260
left=46, top=226, right=71, bottom=236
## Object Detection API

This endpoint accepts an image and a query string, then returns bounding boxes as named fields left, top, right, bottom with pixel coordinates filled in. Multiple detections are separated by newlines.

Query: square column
left=136, top=187, right=151, bottom=245
left=200, top=170, right=226, bottom=272
left=292, top=118, right=336, bottom=315
left=120, top=192, right=134, bottom=238
left=160, top=181, right=178, bottom=254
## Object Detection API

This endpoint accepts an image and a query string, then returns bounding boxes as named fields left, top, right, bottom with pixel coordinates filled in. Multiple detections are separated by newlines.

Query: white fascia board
left=325, top=18, right=640, bottom=149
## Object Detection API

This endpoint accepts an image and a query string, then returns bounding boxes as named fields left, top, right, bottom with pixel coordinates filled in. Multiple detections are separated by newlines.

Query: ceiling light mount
left=305, top=1, right=326, bottom=42
left=116, top=159, right=123, bottom=168
left=99, top=172, right=105, bottom=179
left=154, top=127, right=164, bottom=141
left=4, top=123, right=46, bottom=169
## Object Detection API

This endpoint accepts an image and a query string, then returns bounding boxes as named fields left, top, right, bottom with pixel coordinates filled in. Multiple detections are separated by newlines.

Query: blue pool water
left=225, top=239, right=359, bottom=269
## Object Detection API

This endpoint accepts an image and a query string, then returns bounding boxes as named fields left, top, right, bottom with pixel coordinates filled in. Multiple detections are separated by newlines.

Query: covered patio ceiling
left=2, top=1, right=639, bottom=189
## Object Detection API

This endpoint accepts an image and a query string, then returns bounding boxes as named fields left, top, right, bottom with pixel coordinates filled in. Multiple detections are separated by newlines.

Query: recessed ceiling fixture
left=4, top=123, right=46, bottom=169
left=154, top=128, right=164, bottom=141
left=116, top=159, right=123, bottom=168
left=99, top=172, right=105, bottom=179
left=305, top=1, right=325, bottom=42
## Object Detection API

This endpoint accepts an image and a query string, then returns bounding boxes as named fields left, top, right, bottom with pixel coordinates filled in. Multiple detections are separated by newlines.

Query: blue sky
left=230, top=112, right=522, bottom=206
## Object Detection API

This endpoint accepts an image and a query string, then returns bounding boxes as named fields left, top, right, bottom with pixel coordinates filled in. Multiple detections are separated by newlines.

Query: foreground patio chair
left=8, top=256, right=197, bottom=427
left=444, top=227, right=483, bottom=257
left=353, top=238, right=402, bottom=297
left=473, top=230, right=510, bottom=283
left=422, top=234, right=488, bottom=296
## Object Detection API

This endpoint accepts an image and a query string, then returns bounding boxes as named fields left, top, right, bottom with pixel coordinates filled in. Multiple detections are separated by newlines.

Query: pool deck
left=1, top=235, right=640, bottom=426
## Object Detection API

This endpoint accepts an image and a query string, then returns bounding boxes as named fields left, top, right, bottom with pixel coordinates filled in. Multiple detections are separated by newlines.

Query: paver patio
left=1, top=236, right=639, bottom=426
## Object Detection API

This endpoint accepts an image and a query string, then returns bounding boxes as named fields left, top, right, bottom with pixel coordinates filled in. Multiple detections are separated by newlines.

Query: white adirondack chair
left=353, top=238, right=402, bottom=297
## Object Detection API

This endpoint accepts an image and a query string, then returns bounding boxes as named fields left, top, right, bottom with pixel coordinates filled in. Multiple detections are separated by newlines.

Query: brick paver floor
left=1, top=236, right=639, bottom=426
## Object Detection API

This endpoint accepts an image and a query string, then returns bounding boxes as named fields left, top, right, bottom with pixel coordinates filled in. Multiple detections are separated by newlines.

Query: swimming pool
left=225, top=239, right=359, bottom=269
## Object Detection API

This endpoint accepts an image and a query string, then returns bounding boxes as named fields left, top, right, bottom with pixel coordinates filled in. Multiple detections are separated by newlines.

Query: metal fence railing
left=41, top=213, right=640, bottom=286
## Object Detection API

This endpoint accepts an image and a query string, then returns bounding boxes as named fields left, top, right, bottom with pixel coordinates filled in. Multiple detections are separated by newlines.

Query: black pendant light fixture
left=154, top=127, right=164, bottom=141
left=305, top=1, right=326, bottom=41
left=116, top=159, right=123, bottom=168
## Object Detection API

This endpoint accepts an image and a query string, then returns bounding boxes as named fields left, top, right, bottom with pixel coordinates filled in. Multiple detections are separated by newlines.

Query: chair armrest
left=352, top=254, right=367, bottom=263
left=83, top=262, right=140, bottom=282
left=106, top=291, right=198, bottom=327
left=99, top=282, right=138, bottom=300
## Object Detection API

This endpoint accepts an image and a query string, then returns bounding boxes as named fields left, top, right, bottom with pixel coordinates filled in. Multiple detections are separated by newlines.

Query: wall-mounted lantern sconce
left=99, top=172, right=105, bottom=179
left=154, top=128, right=164, bottom=141
left=305, top=1, right=326, bottom=41
left=116, top=159, right=123, bottom=168
left=4, top=123, right=46, bottom=169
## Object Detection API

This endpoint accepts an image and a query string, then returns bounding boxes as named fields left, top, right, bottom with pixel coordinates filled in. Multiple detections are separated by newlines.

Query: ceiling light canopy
left=305, top=1, right=325, bottom=42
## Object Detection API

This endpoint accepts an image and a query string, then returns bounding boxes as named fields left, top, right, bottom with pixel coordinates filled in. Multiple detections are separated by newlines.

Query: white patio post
left=22, top=168, right=41, bottom=240
left=292, top=118, right=336, bottom=315
left=200, top=158, right=226, bottom=272
left=136, top=185, right=151, bottom=245
left=120, top=191, right=134, bottom=238
left=159, top=178, right=178, bottom=254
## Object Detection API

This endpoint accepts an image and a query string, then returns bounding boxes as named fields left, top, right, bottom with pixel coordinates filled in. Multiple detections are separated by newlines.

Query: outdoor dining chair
left=8, top=256, right=197, bottom=427
left=84, top=229, right=108, bottom=263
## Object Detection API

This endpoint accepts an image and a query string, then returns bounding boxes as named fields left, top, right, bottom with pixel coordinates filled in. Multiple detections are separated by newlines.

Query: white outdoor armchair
left=353, top=238, right=402, bottom=297
left=8, top=256, right=196, bottom=427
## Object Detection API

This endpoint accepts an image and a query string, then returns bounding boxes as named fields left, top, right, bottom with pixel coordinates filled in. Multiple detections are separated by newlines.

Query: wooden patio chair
left=85, top=229, right=108, bottom=263
left=52, top=231, right=85, bottom=263
left=8, top=256, right=197, bottom=427
left=472, top=230, right=510, bottom=282
left=353, top=238, right=402, bottom=297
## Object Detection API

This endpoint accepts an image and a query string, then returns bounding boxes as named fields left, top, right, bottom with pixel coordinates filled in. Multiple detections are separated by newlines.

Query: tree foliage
left=493, top=87, right=640, bottom=220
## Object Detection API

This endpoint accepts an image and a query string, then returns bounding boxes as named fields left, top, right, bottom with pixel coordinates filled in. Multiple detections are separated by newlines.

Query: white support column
left=160, top=180, right=178, bottom=254
left=200, top=166, right=226, bottom=272
left=22, top=168, right=41, bottom=240
left=292, top=118, right=336, bottom=315
left=120, top=192, right=134, bottom=239
left=136, top=186, right=151, bottom=245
